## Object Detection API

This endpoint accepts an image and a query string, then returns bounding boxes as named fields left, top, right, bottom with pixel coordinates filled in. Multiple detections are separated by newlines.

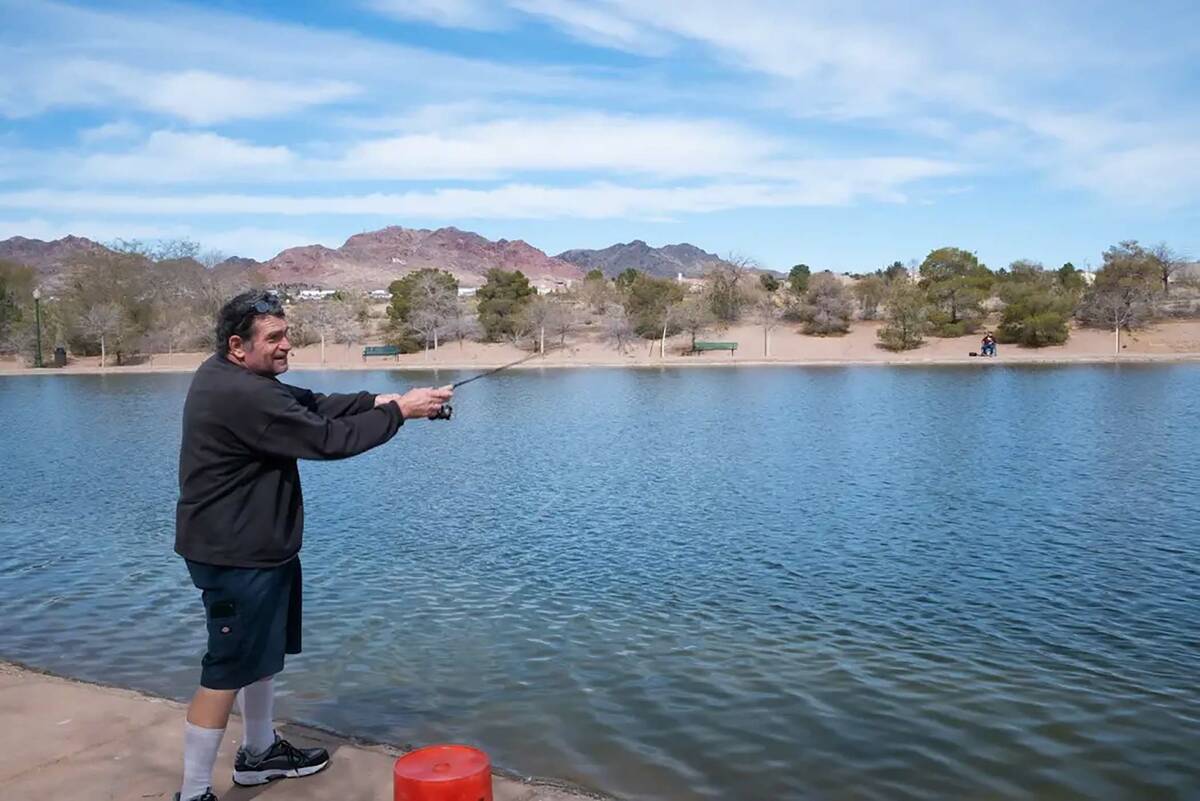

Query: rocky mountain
left=2, top=227, right=683, bottom=292
left=0, top=235, right=110, bottom=281
left=555, top=240, right=730, bottom=279
left=258, top=226, right=582, bottom=289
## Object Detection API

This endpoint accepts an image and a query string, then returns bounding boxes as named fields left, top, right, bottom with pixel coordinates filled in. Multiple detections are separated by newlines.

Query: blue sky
left=1, top=0, right=1198, bottom=272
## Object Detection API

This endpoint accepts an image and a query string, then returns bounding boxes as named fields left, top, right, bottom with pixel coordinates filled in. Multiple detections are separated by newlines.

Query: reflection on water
left=1, top=365, right=1198, bottom=800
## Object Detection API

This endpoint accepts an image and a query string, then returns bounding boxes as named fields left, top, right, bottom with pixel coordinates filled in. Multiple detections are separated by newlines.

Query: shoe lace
left=275, top=738, right=306, bottom=767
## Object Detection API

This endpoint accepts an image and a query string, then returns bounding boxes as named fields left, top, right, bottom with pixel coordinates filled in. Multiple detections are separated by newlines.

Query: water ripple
left=1, top=366, right=1198, bottom=800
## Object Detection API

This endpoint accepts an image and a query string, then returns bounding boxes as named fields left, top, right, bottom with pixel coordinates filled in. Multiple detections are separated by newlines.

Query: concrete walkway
left=0, top=661, right=611, bottom=801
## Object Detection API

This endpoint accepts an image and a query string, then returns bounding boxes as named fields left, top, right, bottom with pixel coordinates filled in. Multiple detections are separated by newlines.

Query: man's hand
left=376, top=386, right=453, bottom=419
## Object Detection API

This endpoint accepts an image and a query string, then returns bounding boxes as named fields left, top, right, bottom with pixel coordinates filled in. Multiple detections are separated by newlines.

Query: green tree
left=878, top=281, right=929, bottom=351
left=615, top=268, right=640, bottom=292
left=882, top=261, right=909, bottom=282
left=621, top=273, right=685, bottom=339
left=386, top=269, right=458, bottom=352
left=996, top=278, right=1073, bottom=347
left=585, top=268, right=605, bottom=282
left=0, top=260, right=34, bottom=353
left=759, top=273, right=781, bottom=293
left=919, top=247, right=993, bottom=336
left=476, top=268, right=536, bottom=341
left=1057, top=262, right=1086, bottom=293
left=787, top=264, right=811, bottom=295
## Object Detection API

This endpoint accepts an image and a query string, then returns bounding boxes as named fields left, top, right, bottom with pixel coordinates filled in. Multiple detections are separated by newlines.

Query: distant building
left=369, top=289, right=392, bottom=300
left=675, top=272, right=704, bottom=292
left=296, top=289, right=338, bottom=301
left=532, top=278, right=574, bottom=295
left=458, top=287, right=478, bottom=297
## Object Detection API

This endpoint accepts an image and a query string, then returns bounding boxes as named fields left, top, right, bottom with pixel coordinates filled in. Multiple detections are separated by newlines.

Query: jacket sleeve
left=284, top=385, right=378, bottom=419
left=252, top=384, right=403, bottom=460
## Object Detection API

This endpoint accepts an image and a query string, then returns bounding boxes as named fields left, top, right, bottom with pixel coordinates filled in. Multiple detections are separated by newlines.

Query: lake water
left=1, top=365, right=1198, bottom=800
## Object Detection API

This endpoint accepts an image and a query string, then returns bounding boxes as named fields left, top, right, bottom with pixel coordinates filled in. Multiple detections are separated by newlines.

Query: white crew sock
left=237, top=676, right=276, bottom=755
left=180, top=720, right=224, bottom=801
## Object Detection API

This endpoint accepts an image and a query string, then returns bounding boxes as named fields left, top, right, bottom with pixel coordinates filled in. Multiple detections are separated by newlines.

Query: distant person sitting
left=981, top=332, right=997, bottom=357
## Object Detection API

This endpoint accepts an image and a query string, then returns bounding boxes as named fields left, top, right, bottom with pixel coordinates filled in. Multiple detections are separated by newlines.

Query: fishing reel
left=430, top=403, right=453, bottom=421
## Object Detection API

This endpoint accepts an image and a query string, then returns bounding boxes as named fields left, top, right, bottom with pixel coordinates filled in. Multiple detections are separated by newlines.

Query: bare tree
left=1080, top=281, right=1159, bottom=356
left=1079, top=241, right=1163, bottom=355
left=802, top=273, right=854, bottom=335
left=1150, top=242, right=1183, bottom=296
left=80, top=303, right=123, bottom=367
left=853, top=275, right=888, bottom=320
left=507, top=315, right=536, bottom=351
left=547, top=301, right=579, bottom=347
left=577, top=274, right=616, bottom=314
left=444, top=298, right=482, bottom=350
left=291, top=301, right=359, bottom=364
left=705, top=253, right=755, bottom=322
left=602, top=305, right=635, bottom=353
left=151, top=314, right=208, bottom=358
left=750, top=290, right=783, bottom=356
left=521, top=295, right=556, bottom=355
left=408, top=273, right=457, bottom=356
left=667, top=294, right=716, bottom=352
left=110, top=237, right=201, bottom=262
left=198, top=250, right=228, bottom=270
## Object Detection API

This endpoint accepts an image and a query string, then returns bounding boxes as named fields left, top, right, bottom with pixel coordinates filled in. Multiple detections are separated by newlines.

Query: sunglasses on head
left=238, top=295, right=283, bottom=331
left=245, top=295, right=282, bottom=316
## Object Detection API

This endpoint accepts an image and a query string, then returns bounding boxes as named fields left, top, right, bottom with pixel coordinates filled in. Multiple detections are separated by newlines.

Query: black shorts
left=186, top=557, right=302, bottom=690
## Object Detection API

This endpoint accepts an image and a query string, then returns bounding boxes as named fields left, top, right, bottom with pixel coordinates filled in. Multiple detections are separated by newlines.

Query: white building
left=369, top=289, right=392, bottom=300
left=296, top=289, right=338, bottom=300
left=458, top=287, right=478, bottom=297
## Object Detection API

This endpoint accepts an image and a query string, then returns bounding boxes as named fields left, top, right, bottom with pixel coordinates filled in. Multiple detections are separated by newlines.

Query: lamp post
left=32, top=288, right=43, bottom=368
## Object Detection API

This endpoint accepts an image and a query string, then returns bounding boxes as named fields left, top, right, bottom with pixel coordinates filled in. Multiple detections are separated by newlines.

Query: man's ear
left=228, top=334, right=247, bottom=359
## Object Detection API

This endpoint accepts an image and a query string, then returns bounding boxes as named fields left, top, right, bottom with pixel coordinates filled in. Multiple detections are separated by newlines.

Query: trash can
left=54, top=346, right=67, bottom=368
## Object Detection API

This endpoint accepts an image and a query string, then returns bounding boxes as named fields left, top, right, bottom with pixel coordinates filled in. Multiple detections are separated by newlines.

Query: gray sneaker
left=173, top=791, right=217, bottom=801
left=232, top=732, right=330, bottom=786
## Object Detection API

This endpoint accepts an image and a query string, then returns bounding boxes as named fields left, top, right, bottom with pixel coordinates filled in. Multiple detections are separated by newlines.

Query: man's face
left=230, top=314, right=291, bottom=376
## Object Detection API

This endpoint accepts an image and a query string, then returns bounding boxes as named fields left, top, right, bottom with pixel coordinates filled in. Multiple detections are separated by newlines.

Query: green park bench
left=362, top=345, right=401, bottom=361
left=691, top=341, right=738, bottom=356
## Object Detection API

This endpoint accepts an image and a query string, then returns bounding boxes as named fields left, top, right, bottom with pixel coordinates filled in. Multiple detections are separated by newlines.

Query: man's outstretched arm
left=252, top=385, right=453, bottom=461
left=286, top=387, right=376, bottom=419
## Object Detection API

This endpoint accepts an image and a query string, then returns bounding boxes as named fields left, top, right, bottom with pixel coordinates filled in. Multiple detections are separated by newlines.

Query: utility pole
left=32, top=288, right=43, bottom=368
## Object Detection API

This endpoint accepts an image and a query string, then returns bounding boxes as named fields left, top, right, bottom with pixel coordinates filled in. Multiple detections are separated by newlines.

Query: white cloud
left=79, top=121, right=141, bottom=144
left=51, top=113, right=943, bottom=188
left=0, top=158, right=957, bottom=220
left=0, top=0, right=608, bottom=125
left=78, top=131, right=295, bottom=183
left=366, top=0, right=506, bottom=29
left=508, top=0, right=673, bottom=55
left=336, top=114, right=780, bottom=179
left=22, top=61, right=359, bottom=125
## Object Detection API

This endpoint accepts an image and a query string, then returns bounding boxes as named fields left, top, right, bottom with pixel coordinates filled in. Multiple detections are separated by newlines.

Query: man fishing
left=172, top=290, right=452, bottom=801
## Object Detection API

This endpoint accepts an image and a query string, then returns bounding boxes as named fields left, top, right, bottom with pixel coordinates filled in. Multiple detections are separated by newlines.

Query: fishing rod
left=430, top=349, right=548, bottom=420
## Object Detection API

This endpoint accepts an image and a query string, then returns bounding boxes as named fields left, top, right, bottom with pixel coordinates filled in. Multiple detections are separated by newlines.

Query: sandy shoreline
left=3, top=321, right=1199, bottom=376
left=0, top=659, right=615, bottom=800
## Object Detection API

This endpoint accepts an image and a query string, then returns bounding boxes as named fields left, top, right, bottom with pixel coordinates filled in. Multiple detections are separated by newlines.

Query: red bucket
left=393, top=744, right=493, bottom=801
